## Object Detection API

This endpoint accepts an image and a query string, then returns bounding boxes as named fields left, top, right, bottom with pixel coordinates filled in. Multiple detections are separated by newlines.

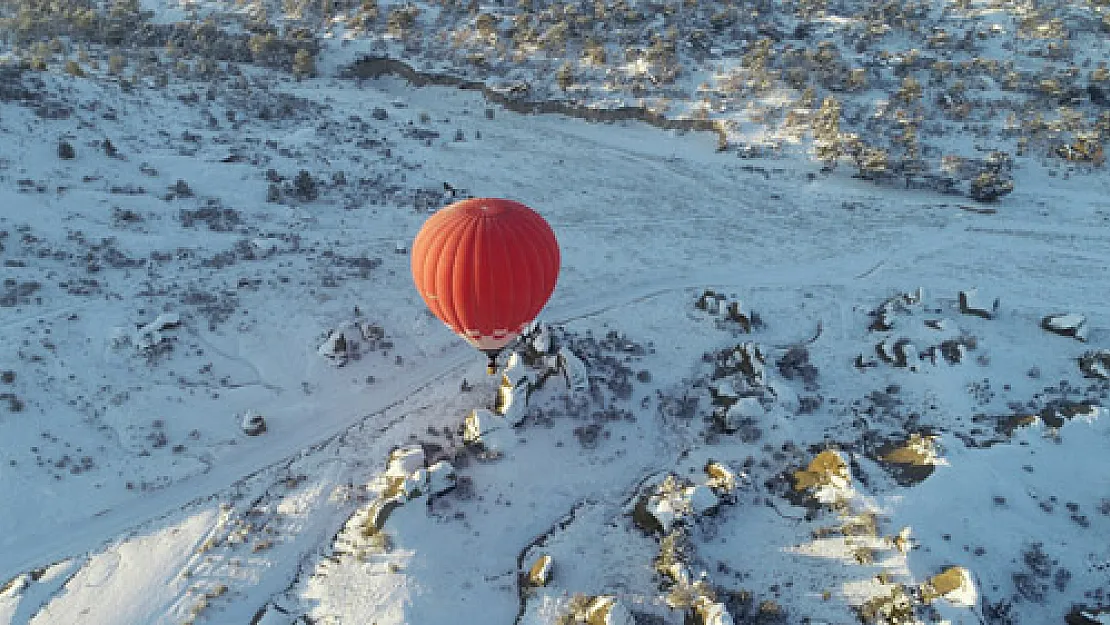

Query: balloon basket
left=483, top=349, right=500, bottom=375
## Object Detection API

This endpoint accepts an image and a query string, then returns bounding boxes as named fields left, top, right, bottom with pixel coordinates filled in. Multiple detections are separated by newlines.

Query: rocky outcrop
left=344, top=56, right=726, bottom=146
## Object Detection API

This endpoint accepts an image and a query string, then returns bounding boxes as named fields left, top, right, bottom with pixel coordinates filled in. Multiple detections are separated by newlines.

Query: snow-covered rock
left=498, top=383, right=529, bottom=426
left=1079, top=350, right=1110, bottom=379
left=958, top=289, right=998, bottom=319
left=686, top=484, right=720, bottom=516
left=426, top=460, right=457, bottom=496
left=727, top=342, right=765, bottom=385
left=695, top=599, right=736, bottom=625
left=501, top=352, right=533, bottom=389
left=240, top=410, right=267, bottom=436
left=558, top=347, right=588, bottom=391
left=462, top=408, right=514, bottom=451
left=400, top=468, right=427, bottom=498
left=463, top=408, right=498, bottom=445
left=634, top=474, right=720, bottom=533
left=366, top=497, right=401, bottom=532
left=710, top=379, right=739, bottom=403
left=0, top=573, right=28, bottom=598
left=642, top=492, right=680, bottom=533
left=583, top=596, right=634, bottom=625
left=705, top=461, right=738, bottom=493
left=1067, top=606, right=1110, bottom=624
left=1042, top=313, right=1089, bottom=341
left=665, top=562, right=692, bottom=585
left=921, top=566, right=976, bottom=607
left=696, top=289, right=726, bottom=314
left=530, top=324, right=554, bottom=354
left=527, top=554, right=553, bottom=587
left=877, top=338, right=917, bottom=368
left=792, top=450, right=851, bottom=498
left=722, top=395, right=761, bottom=431
left=133, top=312, right=182, bottom=352
left=317, top=329, right=349, bottom=362
left=385, top=445, right=425, bottom=478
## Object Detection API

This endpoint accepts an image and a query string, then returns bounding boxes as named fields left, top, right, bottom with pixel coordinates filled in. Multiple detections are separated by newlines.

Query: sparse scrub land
left=2, top=0, right=1106, bottom=202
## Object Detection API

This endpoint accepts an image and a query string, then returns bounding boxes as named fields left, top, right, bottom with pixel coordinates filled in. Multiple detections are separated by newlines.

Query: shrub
left=292, top=49, right=315, bottom=79
left=292, top=170, right=318, bottom=201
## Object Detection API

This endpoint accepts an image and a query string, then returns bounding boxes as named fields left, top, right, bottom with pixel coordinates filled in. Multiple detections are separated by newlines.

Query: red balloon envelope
left=411, top=198, right=560, bottom=357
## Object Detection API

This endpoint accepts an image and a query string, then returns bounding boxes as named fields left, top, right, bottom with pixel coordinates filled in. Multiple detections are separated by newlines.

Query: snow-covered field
left=2, top=13, right=1110, bottom=624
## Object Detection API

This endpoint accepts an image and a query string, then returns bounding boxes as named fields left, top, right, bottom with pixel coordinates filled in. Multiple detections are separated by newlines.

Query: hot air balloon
left=411, top=198, right=560, bottom=372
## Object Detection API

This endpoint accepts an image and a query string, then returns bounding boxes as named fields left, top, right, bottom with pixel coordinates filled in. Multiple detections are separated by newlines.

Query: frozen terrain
left=1, top=2, right=1110, bottom=624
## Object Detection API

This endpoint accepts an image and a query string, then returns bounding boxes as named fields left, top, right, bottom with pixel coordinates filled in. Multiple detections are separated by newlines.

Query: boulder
left=868, top=309, right=894, bottom=332
left=463, top=408, right=498, bottom=445
left=501, top=352, right=533, bottom=389
left=1042, top=313, right=1089, bottom=341
left=527, top=554, right=553, bottom=587
left=240, top=410, right=267, bottom=436
left=686, top=484, right=720, bottom=516
left=694, top=600, right=736, bottom=625
left=792, top=450, right=850, bottom=493
left=876, top=433, right=937, bottom=486
left=710, top=380, right=740, bottom=405
left=634, top=475, right=720, bottom=533
left=721, top=396, right=761, bottom=432
left=134, top=312, right=182, bottom=352
left=705, top=461, right=737, bottom=493
left=1066, top=606, right=1110, bottom=625
left=400, top=468, right=427, bottom=498
left=366, top=497, right=401, bottom=532
left=463, top=409, right=513, bottom=452
left=558, top=347, right=588, bottom=391
left=426, top=460, right=457, bottom=496
left=317, top=329, right=349, bottom=363
left=695, top=289, right=726, bottom=314
left=731, top=343, right=765, bottom=385
left=724, top=301, right=752, bottom=332
left=498, top=383, right=529, bottom=426
left=583, top=596, right=635, bottom=625
left=920, top=566, right=975, bottom=606
left=642, top=492, right=681, bottom=534
left=958, top=289, right=998, bottom=319
left=530, top=324, right=554, bottom=354
left=923, top=318, right=949, bottom=331
left=1079, top=350, right=1110, bottom=379
left=386, top=445, right=425, bottom=478
left=876, top=338, right=916, bottom=368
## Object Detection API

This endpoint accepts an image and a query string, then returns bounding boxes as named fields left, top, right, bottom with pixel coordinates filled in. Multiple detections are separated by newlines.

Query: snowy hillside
left=1, top=1, right=1110, bottom=624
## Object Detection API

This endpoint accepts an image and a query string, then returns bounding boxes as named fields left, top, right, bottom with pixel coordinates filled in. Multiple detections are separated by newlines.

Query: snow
left=1, top=9, right=1109, bottom=625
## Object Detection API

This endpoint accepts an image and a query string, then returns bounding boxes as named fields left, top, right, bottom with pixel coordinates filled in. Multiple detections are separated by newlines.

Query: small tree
left=556, top=62, right=574, bottom=91
left=292, top=49, right=315, bottom=79
left=475, top=13, right=498, bottom=39
left=58, top=141, right=76, bottom=160
left=292, top=170, right=318, bottom=202
left=582, top=37, right=606, bottom=65
left=968, top=171, right=1014, bottom=202
left=108, top=54, right=127, bottom=75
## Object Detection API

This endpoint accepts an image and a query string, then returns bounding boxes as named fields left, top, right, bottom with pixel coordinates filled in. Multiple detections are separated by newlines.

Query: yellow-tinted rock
left=793, top=450, right=850, bottom=492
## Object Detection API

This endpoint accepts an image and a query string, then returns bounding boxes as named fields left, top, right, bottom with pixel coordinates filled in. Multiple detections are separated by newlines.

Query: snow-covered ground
left=1, top=18, right=1110, bottom=625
